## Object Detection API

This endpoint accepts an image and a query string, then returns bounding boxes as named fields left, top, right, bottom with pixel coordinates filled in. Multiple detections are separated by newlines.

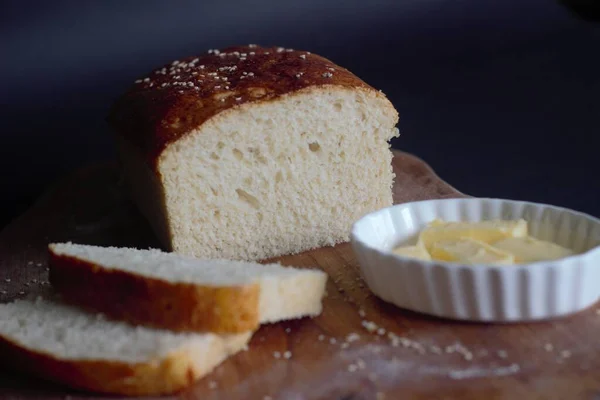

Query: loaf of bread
left=48, top=242, right=327, bottom=333
left=0, top=297, right=251, bottom=396
left=107, top=45, right=399, bottom=261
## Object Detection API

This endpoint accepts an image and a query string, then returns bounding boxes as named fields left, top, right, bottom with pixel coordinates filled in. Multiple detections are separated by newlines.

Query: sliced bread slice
left=48, top=242, right=328, bottom=333
left=0, top=297, right=252, bottom=396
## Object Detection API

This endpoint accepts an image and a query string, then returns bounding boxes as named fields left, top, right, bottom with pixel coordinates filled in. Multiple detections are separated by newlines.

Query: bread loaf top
left=106, top=45, right=384, bottom=169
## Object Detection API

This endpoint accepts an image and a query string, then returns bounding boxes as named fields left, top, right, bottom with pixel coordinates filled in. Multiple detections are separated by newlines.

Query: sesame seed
left=235, top=97, right=242, bottom=101
left=329, top=338, right=337, bottom=344
left=318, top=334, right=325, bottom=341
left=247, top=72, right=254, bottom=76
left=276, top=47, right=285, bottom=53
left=273, top=351, right=281, bottom=359
left=283, top=351, right=292, bottom=359
left=327, top=67, right=335, bottom=71
left=560, top=350, right=572, bottom=358
left=248, top=44, right=257, bottom=48
left=4, top=278, right=10, bottom=283
left=135, top=79, right=142, bottom=83
left=358, top=309, right=366, bottom=317
left=264, top=51, right=270, bottom=55
left=322, top=72, right=333, bottom=78
left=295, top=72, right=304, bottom=78
left=346, top=333, right=360, bottom=342
left=214, top=86, right=221, bottom=89
left=341, top=342, right=349, bottom=349
left=361, top=320, right=377, bottom=333
left=220, top=98, right=225, bottom=102
left=347, top=364, right=358, bottom=372
left=240, top=57, right=247, bottom=61
left=250, top=52, right=256, bottom=55
left=143, top=78, right=150, bottom=82
left=376, top=328, right=386, bottom=336
left=299, top=54, right=306, bottom=59
left=200, top=65, right=205, bottom=69
left=497, top=350, right=508, bottom=359
left=544, top=343, right=554, bottom=352
left=19, top=291, right=25, bottom=295
left=463, top=352, right=474, bottom=361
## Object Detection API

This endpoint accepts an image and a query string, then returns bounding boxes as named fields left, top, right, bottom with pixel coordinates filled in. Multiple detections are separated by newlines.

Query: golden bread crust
left=48, top=250, right=261, bottom=333
left=106, top=45, right=377, bottom=168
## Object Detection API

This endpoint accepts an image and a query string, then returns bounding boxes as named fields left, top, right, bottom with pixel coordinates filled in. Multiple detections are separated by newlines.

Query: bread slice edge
left=0, top=327, right=252, bottom=396
left=48, top=244, right=262, bottom=333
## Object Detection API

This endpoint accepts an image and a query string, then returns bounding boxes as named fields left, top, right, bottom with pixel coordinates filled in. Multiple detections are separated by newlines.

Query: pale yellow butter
left=392, top=244, right=431, bottom=261
left=418, top=219, right=528, bottom=250
left=430, top=238, right=515, bottom=265
left=390, top=218, right=575, bottom=265
left=493, top=236, right=574, bottom=264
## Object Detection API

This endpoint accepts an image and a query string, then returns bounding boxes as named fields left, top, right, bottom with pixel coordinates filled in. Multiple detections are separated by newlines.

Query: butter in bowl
left=393, top=218, right=575, bottom=265
left=350, top=198, right=600, bottom=322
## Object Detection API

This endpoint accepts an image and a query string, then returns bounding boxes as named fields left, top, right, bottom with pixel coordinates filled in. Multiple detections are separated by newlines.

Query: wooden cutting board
left=1, top=150, right=599, bottom=400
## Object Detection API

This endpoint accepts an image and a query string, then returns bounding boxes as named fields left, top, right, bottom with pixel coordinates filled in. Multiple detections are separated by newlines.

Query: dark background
left=1, top=0, right=599, bottom=229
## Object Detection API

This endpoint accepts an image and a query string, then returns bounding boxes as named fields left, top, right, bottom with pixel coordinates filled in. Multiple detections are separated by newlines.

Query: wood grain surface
left=1, top=150, right=599, bottom=400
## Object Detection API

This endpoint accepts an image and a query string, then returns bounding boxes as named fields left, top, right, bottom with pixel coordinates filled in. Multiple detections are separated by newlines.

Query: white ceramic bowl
left=350, top=198, right=600, bottom=322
